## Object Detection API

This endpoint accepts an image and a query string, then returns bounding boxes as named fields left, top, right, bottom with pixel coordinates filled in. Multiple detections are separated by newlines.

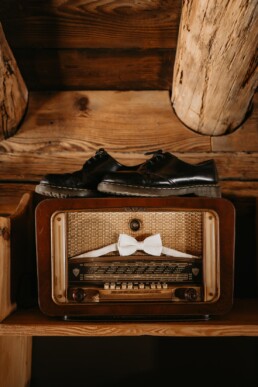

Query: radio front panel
left=35, top=197, right=235, bottom=319
left=51, top=209, right=219, bottom=305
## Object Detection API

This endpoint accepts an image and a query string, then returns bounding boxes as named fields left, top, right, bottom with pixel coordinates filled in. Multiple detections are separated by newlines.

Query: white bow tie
left=118, top=234, right=163, bottom=256
left=70, top=233, right=197, bottom=259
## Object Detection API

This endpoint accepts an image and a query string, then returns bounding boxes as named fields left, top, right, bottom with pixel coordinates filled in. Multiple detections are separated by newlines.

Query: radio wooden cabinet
left=0, top=0, right=258, bottom=386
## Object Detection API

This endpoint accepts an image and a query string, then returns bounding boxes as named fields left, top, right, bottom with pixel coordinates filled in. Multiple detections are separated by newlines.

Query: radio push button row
left=139, top=283, right=145, bottom=289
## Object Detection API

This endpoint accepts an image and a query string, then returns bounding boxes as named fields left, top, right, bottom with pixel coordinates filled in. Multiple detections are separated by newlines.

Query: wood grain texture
left=220, top=181, right=258, bottom=198
left=0, top=90, right=257, bottom=181
left=0, top=0, right=182, bottom=49
left=13, top=48, right=175, bottom=91
left=212, top=93, right=258, bottom=151
left=172, top=0, right=258, bottom=135
left=0, top=193, right=34, bottom=322
left=0, top=184, right=35, bottom=216
left=0, top=216, right=16, bottom=322
left=0, top=90, right=211, bottom=180
left=0, top=23, right=28, bottom=140
left=0, top=336, right=32, bottom=387
left=1, top=300, right=258, bottom=336
left=1, top=151, right=258, bottom=182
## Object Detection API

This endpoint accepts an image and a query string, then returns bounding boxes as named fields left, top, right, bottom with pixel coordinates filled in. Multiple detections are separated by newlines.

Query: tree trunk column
left=172, top=0, right=258, bottom=136
left=0, top=22, right=28, bottom=140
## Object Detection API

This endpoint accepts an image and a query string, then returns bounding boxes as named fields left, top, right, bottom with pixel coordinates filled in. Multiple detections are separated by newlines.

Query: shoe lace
left=83, top=148, right=107, bottom=168
left=144, top=150, right=166, bottom=167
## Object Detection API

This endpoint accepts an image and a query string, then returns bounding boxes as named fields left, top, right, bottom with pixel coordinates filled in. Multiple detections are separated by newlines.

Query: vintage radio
left=35, top=197, right=235, bottom=320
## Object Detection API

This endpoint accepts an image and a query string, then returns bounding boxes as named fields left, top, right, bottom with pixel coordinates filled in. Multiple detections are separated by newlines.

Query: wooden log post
left=172, top=0, right=258, bottom=136
left=0, top=22, right=28, bottom=140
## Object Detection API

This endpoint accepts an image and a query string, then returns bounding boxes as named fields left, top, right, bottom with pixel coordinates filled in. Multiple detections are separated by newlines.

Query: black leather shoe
left=35, top=148, right=141, bottom=198
left=98, top=150, right=221, bottom=198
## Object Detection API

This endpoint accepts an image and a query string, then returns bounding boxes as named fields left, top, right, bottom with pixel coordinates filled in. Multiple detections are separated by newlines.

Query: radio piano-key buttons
left=104, top=283, right=109, bottom=289
left=139, top=283, right=144, bottom=289
left=110, top=282, right=115, bottom=289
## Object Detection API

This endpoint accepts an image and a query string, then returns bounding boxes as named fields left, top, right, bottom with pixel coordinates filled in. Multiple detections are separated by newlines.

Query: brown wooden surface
left=0, top=299, right=258, bottom=336
left=0, top=91, right=257, bottom=182
left=0, top=184, right=35, bottom=216
left=0, top=23, right=28, bottom=140
left=172, top=0, right=258, bottom=136
left=0, top=193, right=34, bottom=322
left=0, top=0, right=182, bottom=91
left=0, top=336, right=32, bottom=387
left=0, top=90, right=211, bottom=181
left=0, top=0, right=181, bottom=49
left=0, top=216, right=15, bottom=322
left=212, top=93, right=258, bottom=151
left=13, top=48, right=175, bottom=91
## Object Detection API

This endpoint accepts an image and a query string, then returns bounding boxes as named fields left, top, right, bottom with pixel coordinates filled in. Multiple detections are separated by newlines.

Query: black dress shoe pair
left=35, top=148, right=221, bottom=198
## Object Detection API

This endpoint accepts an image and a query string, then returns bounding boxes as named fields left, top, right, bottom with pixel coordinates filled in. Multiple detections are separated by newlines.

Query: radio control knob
left=72, top=288, right=85, bottom=302
left=185, top=288, right=198, bottom=301
left=129, top=218, right=141, bottom=231
left=175, top=288, right=198, bottom=301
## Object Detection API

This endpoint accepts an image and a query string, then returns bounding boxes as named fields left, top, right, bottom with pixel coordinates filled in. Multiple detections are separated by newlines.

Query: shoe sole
left=35, top=184, right=100, bottom=198
left=98, top=182, right=221, bottom=198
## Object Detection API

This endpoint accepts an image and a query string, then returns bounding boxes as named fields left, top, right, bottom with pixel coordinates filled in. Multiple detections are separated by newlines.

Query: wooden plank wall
left=0, top=0, right=181, bottom=90
left=0, top=0, right=257, bottom=302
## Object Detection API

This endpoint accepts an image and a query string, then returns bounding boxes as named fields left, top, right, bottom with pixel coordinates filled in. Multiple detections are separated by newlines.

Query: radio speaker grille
left=66, top=210, right=203, bottom=258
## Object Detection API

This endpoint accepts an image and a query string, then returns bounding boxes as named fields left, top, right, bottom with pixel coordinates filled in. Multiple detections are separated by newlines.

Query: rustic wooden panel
left=0, top=216, right=15, bottom=322
left=0, top=336, right=32, bottom=386
left=0, top=184, right=35, bottom=216
left=14, top=48, right=175, bottom=90
left=1, top=151, right=258, bottom=182
left=0, top=0, right=181, bottom=49
left=220, top=181, right=258, bottom=198
left=0, top=90, right=258, bottom=181
left=2, top=300, right=258, bottom=336
left=0, top=90, right=211, bottom=179
left=0, top=192, right=35, bottom=321
left=212, top=93, right=258, bottom=152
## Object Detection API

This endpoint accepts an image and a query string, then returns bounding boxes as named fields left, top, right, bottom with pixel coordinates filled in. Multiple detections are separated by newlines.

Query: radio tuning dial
left=72, top=288, right=85, bottom=302
left=175, top=288, right=198, bottom=301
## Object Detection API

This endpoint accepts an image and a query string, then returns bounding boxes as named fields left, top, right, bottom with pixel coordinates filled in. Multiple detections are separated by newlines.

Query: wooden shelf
left=1, top=299, right=258, bottom=337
